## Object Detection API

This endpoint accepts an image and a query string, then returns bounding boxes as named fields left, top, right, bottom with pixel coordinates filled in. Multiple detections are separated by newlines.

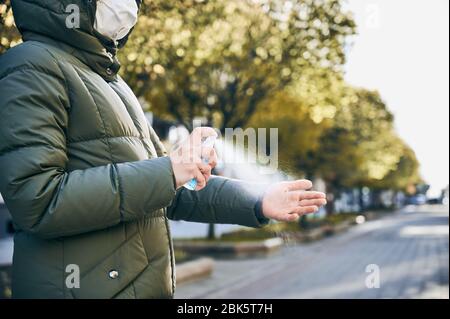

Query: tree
left=307, top=88, right=406, bottom=213
left=120, top=0, right=356, bottom=131
left=249, top=67, right=342, bottom=175
left=375, top=143, right=421, bottom=192
left=250, top=72, right=415, bottom=214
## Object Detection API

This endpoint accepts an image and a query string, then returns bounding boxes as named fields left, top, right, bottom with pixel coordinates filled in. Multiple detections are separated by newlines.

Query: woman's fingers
left=201, top=147, right=218, bottom=168
left=299, top=198, right=327, bottom=207
left=280, top=205, right=318, bottom=223
left=170, top=127, right=218, bottom=190
left=286, top=179, right=313, bottom=191
left=288, top=190, right=326, bottom=201
left=290, top=205, right=319, bottom=216
left=193, top=168, right=207, bottom=190
left=190, top=127, right=218, bottom=146
left=198, top=162, right=212, bottom=182
left=281, top=213, right=300, bottom=222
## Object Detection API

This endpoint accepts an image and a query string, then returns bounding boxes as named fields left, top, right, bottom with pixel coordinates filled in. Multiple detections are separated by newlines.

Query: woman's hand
left=262, top=180, right=326, bottom=222
left=169, top=127, right=218, bottom=191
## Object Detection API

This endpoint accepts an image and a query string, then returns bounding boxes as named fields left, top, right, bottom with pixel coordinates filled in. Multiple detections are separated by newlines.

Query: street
left=175, top=205, right=449, bottom=299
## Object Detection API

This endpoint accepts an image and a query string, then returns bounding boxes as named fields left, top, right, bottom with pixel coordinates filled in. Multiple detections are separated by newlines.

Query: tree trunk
left=371, top=189, right=382, bottom=209
left=359, top=187, right=366, bottom=213
left=326, top=197, right=335, bottom=215
left=207, top=223, right=216, bottom=240
left=325, top=182, right=336, bottom=215
left=299, top=215, right=309, bottom=230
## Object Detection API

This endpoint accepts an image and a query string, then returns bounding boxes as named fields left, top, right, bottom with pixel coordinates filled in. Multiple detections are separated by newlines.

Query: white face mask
left=94, top=0, right=139, bottom=42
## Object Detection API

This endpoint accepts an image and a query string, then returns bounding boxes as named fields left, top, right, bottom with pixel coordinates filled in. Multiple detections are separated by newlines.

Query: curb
left=281, top=220, right=354, bottom=243
left=174, top=238, right=283, bottom=256
left=176, top=257, right=214, bottom=285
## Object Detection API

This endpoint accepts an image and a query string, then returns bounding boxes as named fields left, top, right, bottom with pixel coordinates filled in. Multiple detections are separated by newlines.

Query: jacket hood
left=12, top=0, right=141, bottom=81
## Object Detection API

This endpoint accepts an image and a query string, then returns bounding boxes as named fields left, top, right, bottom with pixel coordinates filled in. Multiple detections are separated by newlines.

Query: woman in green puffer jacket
left=0, top=0, right=326, bottom=299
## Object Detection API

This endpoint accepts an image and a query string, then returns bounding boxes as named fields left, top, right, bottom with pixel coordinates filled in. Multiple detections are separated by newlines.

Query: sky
left=344, top=0, right=449, bottom=197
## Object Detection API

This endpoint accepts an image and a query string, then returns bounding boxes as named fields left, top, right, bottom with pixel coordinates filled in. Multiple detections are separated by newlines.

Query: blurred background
left=0, top=0, right=448, bottom=299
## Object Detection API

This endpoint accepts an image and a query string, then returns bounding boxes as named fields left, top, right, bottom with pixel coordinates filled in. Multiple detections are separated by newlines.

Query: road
left=175, top=205, right=449, bottom=299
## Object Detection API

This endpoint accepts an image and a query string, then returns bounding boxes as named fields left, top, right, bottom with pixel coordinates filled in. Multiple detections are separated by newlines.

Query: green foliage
left=376, top=143, right=422, bottom=191
left=249, top=68, right=341, bottom=175
left=0, top=0, right=21, bottom=55
left=251, top=80, right=421, bottom=200
left=120, top=0, right=356, bottom=130
left=317, top=88, right=405, bottom=189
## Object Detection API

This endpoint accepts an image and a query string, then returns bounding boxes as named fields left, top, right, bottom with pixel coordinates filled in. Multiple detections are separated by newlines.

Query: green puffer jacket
left=0, top=0, right=267, bottom=299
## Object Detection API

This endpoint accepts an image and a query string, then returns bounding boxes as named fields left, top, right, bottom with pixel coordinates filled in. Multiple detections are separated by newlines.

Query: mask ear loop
left=117, top=26, right=134, bottom=48
left=117, top=0, right=141, bottom=48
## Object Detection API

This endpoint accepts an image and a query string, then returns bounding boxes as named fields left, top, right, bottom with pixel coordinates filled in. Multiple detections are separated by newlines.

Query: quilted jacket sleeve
left=0, top=61, right=176, bottom=239
left=167, top=176, right=270, bottom=228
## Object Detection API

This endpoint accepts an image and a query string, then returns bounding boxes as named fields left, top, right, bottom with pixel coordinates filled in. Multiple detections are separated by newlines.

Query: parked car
left=406, top=194, right=427, bottom=205
left=427, top=197, right=442, bottom=205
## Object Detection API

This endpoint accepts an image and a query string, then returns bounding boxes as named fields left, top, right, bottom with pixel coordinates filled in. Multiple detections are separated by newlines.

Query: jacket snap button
left=108, top=270, right=119, bottom=279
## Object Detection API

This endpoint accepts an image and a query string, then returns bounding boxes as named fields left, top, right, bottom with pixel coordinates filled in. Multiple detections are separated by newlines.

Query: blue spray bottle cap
left=183, top=135, right=217, bottom=191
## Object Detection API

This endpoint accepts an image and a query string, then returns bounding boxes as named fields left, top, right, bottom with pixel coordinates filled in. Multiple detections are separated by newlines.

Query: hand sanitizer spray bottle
left=183, top=135, right=217, bottom=190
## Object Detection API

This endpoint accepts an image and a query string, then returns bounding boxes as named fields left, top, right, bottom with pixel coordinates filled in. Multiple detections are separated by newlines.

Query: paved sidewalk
left=175, top=205, right=449, bottom=299
left=0, top=237, right=13, bottom=267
